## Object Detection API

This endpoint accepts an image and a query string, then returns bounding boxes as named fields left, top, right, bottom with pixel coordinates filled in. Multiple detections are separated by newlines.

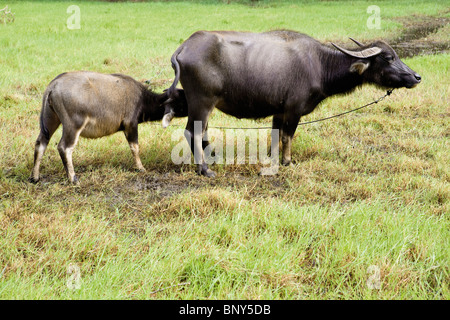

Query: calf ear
left=350, top=61, right=370, bottom=75
left=162, top=110, right=175, bottom=128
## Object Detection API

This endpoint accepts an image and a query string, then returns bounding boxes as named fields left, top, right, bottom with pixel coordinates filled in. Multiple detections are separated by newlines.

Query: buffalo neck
left=139, top=89, right=165, bottom=123
left=320, top=48, right=364, bottom=97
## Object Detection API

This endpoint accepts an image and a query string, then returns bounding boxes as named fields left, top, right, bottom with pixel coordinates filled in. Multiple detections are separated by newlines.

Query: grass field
left=0, top=0, right=449, bottom=300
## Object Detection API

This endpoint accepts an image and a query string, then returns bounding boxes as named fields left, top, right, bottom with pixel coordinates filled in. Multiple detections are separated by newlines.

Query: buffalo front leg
left=280, top=114, right=301, bottom=166
left=270, top=114, right=284, bottom=158
left=281, top=135, right=293, bottom=166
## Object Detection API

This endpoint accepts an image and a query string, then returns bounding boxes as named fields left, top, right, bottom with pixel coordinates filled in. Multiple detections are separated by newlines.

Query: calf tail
left=40, top=89, right=52, bottom=141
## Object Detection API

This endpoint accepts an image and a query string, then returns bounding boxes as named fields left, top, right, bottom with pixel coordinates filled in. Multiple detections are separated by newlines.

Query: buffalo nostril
left=414, top=74, right=421, bottom=82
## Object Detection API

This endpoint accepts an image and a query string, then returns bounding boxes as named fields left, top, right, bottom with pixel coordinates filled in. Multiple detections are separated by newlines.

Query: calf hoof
left=28, top=176, right=39, bottom=184
left=70, top=176, right=79, bottom=184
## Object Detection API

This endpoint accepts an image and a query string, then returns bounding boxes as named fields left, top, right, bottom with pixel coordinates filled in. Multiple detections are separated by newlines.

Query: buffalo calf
left=30, top=71, right=187, bottom=183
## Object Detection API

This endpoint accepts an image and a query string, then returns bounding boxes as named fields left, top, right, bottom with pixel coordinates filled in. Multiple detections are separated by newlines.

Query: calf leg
left=30, top=109, right=61, bottom=183
left=129, top=143, right=145, bottom=171
left=124, top=125, right=145, bottom=172
left=57, top=121, right=87, bottom=184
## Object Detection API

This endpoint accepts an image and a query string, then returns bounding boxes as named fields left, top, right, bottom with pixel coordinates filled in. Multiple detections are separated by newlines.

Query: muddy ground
left=137, top=12, right=450, bottom=196
left=388, top=12, right=449, bottom=58
left=8, top=11, right=448, bottom=203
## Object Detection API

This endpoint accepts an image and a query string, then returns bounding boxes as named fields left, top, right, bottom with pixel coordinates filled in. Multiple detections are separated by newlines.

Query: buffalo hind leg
left=182, top=90, right=216, bottom=177
left=202, top=124, right=218, bottom=162
left=202, top=124, right=211, bottom=151
left=185, top=117, right=216, bottom=178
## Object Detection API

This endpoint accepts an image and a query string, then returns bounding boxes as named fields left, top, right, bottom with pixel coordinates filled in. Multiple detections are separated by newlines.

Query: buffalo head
left=332, top=39, right=421, bottom=89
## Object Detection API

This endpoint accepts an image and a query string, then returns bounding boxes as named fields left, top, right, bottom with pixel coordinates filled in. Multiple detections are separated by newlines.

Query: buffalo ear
left=350, top=61, right=370, bottom=75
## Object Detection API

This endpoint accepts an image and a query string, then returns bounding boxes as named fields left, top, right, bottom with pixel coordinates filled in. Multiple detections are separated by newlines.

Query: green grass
left=0, top=0, right=449, bottom=300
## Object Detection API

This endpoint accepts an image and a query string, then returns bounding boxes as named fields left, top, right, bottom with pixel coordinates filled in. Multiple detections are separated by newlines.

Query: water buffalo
left=30, top=71, right=187, bottom=183
left=163, top=30, right=421, bottom=177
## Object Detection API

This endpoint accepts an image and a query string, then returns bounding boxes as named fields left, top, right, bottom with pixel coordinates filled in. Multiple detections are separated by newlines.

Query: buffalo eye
left=383, top=55, right=394, bottom=62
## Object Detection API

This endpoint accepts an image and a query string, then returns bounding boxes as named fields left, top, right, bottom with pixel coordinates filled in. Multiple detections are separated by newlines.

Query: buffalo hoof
left=199, top=168, right=216, bottom=178
left=204, top=169, right=216, bottom=178
left=70, top=176, right=79, bottom=184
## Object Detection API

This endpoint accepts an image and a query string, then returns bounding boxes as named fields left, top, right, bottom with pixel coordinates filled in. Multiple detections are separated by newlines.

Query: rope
left=162, top=89, right=394, bottom=130
left=296, top=88, right=393, bottom=127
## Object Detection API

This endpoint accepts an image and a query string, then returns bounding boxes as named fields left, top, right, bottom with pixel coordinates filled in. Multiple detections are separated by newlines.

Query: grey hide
left=163, top=30, right=421, bottom=177
left=30, top=71, right=187, bottom=183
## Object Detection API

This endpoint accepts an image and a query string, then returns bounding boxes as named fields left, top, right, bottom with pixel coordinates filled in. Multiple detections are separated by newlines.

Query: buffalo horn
left=331, top=43, right=382, bottom=59
left=349, top=37, right=364, bottom=47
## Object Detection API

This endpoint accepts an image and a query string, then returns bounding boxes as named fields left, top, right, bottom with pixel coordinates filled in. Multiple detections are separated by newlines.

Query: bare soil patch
left=388, top=12, right=450, bottom=58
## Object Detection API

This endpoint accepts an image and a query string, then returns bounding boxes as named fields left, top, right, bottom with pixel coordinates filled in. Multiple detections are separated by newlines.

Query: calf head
left=162, top=89, right=188, bottom=128
left=332, top=39, right=421, bottom=89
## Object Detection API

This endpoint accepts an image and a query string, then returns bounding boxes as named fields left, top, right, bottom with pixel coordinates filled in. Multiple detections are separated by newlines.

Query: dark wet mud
left=388, top=13, right=450, bottom=58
